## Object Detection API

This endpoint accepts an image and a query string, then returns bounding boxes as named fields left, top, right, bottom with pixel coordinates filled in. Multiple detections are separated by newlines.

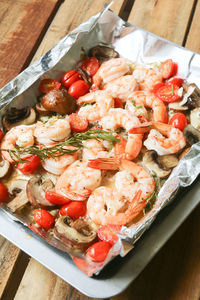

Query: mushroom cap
left=36, top=103, right=52, bottom=116
left=7, top=179, right=29, bottom=212
left=183, top=124, right=200, bottom=145
left=190, top=107, right=200, bottom=130
left=0, top=159, right=11, bottom=178
left=89, top=45, right=119, bottom=63
left=3, top=107, right=36, bottom=131
left=143, top=150, right=172, bottom=178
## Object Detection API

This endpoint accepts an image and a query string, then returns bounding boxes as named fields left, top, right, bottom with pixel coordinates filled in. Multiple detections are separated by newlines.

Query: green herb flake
left=171, top=84, right=174, bottom=95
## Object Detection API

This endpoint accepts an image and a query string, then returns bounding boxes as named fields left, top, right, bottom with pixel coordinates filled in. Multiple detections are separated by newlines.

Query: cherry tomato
left=17, top=155, right=41, bottom=174
left=97, top=225, right=122, bottom=246
left=80, top=57, right=99, bottom=77
left=45, top=191, right=71, bottom=205
left=169, top=113, right=188, bottom=131
left=151, top=82, right=165, bottom=93
left=167, top=76, right=184, bottom=87
left=60, top=201, right=86, bottom=219
left=86, top=241, right=112, bottom=262
left=159, top=59, right=177, bottom=79
left=0, top=183, right=9, bottom=203
left=28, top=223, right=47, bottom=238
left=114, top=98, right=124, bottom=109
left=61, top=70, right=81, bottom=88
left=34, top=209, right=55, bottom=231
left=156, top=83, right=180, bottom=103
left=68, top=80, right=90, bottom=99
left=69, top=113, right=88, bottom=132
left=39, top=78, right=61, bottom=94
left=0, top=129, right=4, bottom=142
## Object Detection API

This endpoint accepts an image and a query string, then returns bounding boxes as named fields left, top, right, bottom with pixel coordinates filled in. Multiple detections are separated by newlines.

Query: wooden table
left=0, top=1, right=200, bottom=299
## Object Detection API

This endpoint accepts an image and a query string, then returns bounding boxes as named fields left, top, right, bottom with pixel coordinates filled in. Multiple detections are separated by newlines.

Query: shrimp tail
left=88, top=158, right=120, bottom=170
left=64, top=189, right=92, bottom=201
left=129, top=122, right=153, bottom=134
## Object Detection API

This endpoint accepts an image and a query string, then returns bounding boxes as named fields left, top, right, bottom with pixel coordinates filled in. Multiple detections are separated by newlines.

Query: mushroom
left=168, top=102, right=188, bottom=111
left=89, top=45, right=119, bottom=63
left=183, top=124, right=200, bottom=145
left=181, top=83, right=200, bottom=109
left=0, top=159, right=10, bottom=178
left=41, top=89, right=77, bottom=115
left=3, top=107, right=36, bottom=131
left=54, top=216, right=97, bottom=252
left=77, top=67, right=91, bottom=87
left=143, top=150, right=178, bottom=178
left=190, top=107, right=200, bottom=130
left=36, top=103, right=52, bottom=116
left=7, top=179, right=29, bottom=212
left=26, top=176, right=55, bottom=208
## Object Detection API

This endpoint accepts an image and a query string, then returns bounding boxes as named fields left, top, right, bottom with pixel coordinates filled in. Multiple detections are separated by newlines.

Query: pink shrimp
left=87, top=158, right=155, bottom=225
left=0, top=125, right=35, bottom=163
left=92, top=58, right=130, bottom=89
left=132, top=66, right=163, bottom=90
left=127, top=91, right=168, bottom=123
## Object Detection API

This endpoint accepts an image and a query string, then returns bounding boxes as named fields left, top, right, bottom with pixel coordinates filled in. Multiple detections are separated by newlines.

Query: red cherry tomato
left=97, top=225, right=122, bottom=246
left=114, top=98, right=124, bottom=109
left=17, top=155, right=41, bottom=174
left=61, top=70, right=81, bottom=88
left=45, top=191, right=71, bottom=205
left=159, top=59, right=177, bottom=79
left=28, top=223, right=47, bottom=238
left=69, top=113, right=88, bottom=132
left=167, top=76, right=184, bottom=87
left=169, top=113, right=188, bottom=131
left=156, top=83, right=180, bottom=103
left=151, top=82, right=165, bottom=93
left=68, top=80, right=90, bottom=99
left=34, top=209, right=55, bottom=231
left=39, top=79, right=61, bottom=94
left=0, top=183, right=9, bottom=203
left=60, top=201, right=86, bottom=219
left=80, top=57, right=99, bottom=77
left=86, top=241, right=112, bottom=262
left=0, top=129, right=4, bottom=142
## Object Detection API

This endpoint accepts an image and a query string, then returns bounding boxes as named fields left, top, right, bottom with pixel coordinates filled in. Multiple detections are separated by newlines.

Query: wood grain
left=33, top=0, right=126, bottom=61
left=128, top=0, right=195, bottom=44
left=185, top=0, right=200, bottom=53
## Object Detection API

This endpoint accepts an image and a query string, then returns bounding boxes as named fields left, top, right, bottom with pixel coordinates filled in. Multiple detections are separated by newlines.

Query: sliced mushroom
left=7, top=179, right=29, bottom=212
left=190, top=107, right=200, bottom=130
left=89, top=45, right=119, bottom=63
left=157, top=154, right=179, bottom=169
left=182, top=83, right=200, bottom=109
left=36, top=103, right=52, bottom=116
left=54, top=216, right=97, bottom=252
left=168, top=102, right=188, bottom=111
left=41, top=89, right=77, bottom=115
left=26, top=176, right=55, bottom=208
left=3, top=107, right=36, bottom=131
left=0, top=159, right=10, bottom=178
left=179, top=147, right=191, bottom=159
left=143, top=150, right=173, bottom=178
left=183, top=124, right=200, bottom=145
left=77, top=67, right=91, bottom=86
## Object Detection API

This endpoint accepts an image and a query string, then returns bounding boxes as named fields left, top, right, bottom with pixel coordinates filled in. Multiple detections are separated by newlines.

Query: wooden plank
left=185, top=0, right=200, bottom=53
left=33, top=0, right=126, bottom=61
left=0, top=0, right=60, bottom=88
left=128, top=0, right=195, bottom=45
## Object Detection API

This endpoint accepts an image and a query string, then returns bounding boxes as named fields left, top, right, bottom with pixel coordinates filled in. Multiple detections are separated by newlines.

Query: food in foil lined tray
left=0, top=7, right=200, bottom=276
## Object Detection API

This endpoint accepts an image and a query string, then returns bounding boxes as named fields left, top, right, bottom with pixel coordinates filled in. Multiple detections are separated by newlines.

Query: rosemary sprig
left=1, top=129, right=120, bottom=163
left=143, top=171, right=161, bottom=214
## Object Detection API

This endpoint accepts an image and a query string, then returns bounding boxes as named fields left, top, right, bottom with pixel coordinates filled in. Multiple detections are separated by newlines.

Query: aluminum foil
left=0, top=5, right=200, bottom=276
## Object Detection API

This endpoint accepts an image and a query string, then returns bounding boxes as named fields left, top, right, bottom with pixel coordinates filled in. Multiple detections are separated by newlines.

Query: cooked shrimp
left=132, top=66, right=162, bottom=90
left=87, top=158, right=155, bottom=225
left=0, top=125, right=35, bottom=163
left=55, top=160, right=102, bottom=201
left=41, top=146, right=77, bottom=175
left=82, top=139, right=111, bottom=161
left=128, top=91, right=168, bottom=123
left=77, top=90, right=114, bottom=122
left=92, top=58, right=130, bottom=89
left=103, top=75, right=138, bottom=102
left=100, top=108, right=143, bottom=160
left=34, top=117, right=71, bottom=145
left=143, top=122, right=186, bottom=155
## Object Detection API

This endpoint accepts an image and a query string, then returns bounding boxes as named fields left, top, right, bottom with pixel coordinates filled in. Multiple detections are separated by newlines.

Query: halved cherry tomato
left=0, top=129, right=4, bottom=142
left=39, top=79, right=61, bottom=94
left=156, top=83, right=180, bottom=103
left=34, top=209, right=55, bottom=231
left=159, top=59, right=177, bottom=79
left=0, top=183, right=9, bottom=203
left=114, top=98, right=124, bottom=109
left=28, top=223, right=47, bottom=238
left=69, top=113, right=88, bottom=132
left=86, top=241, right=112, bottom=262
left=61, top=70, right=81, bottom=88
left=169, top=113, right=188, bottom=131
left=97, top=225, right=122, bottom=246
left=45, top=191, right=71, bottom=205
left=60, top=201, right=86, bottom=219
left=17, top=155, right=41, bottom=174
left=80, top=57, right=99, bottom=77
left=167, top=76, right=184, bottom=87
left=68, top=80, right=90, bottom=99
left=151, top=82, right=165, bottom=93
